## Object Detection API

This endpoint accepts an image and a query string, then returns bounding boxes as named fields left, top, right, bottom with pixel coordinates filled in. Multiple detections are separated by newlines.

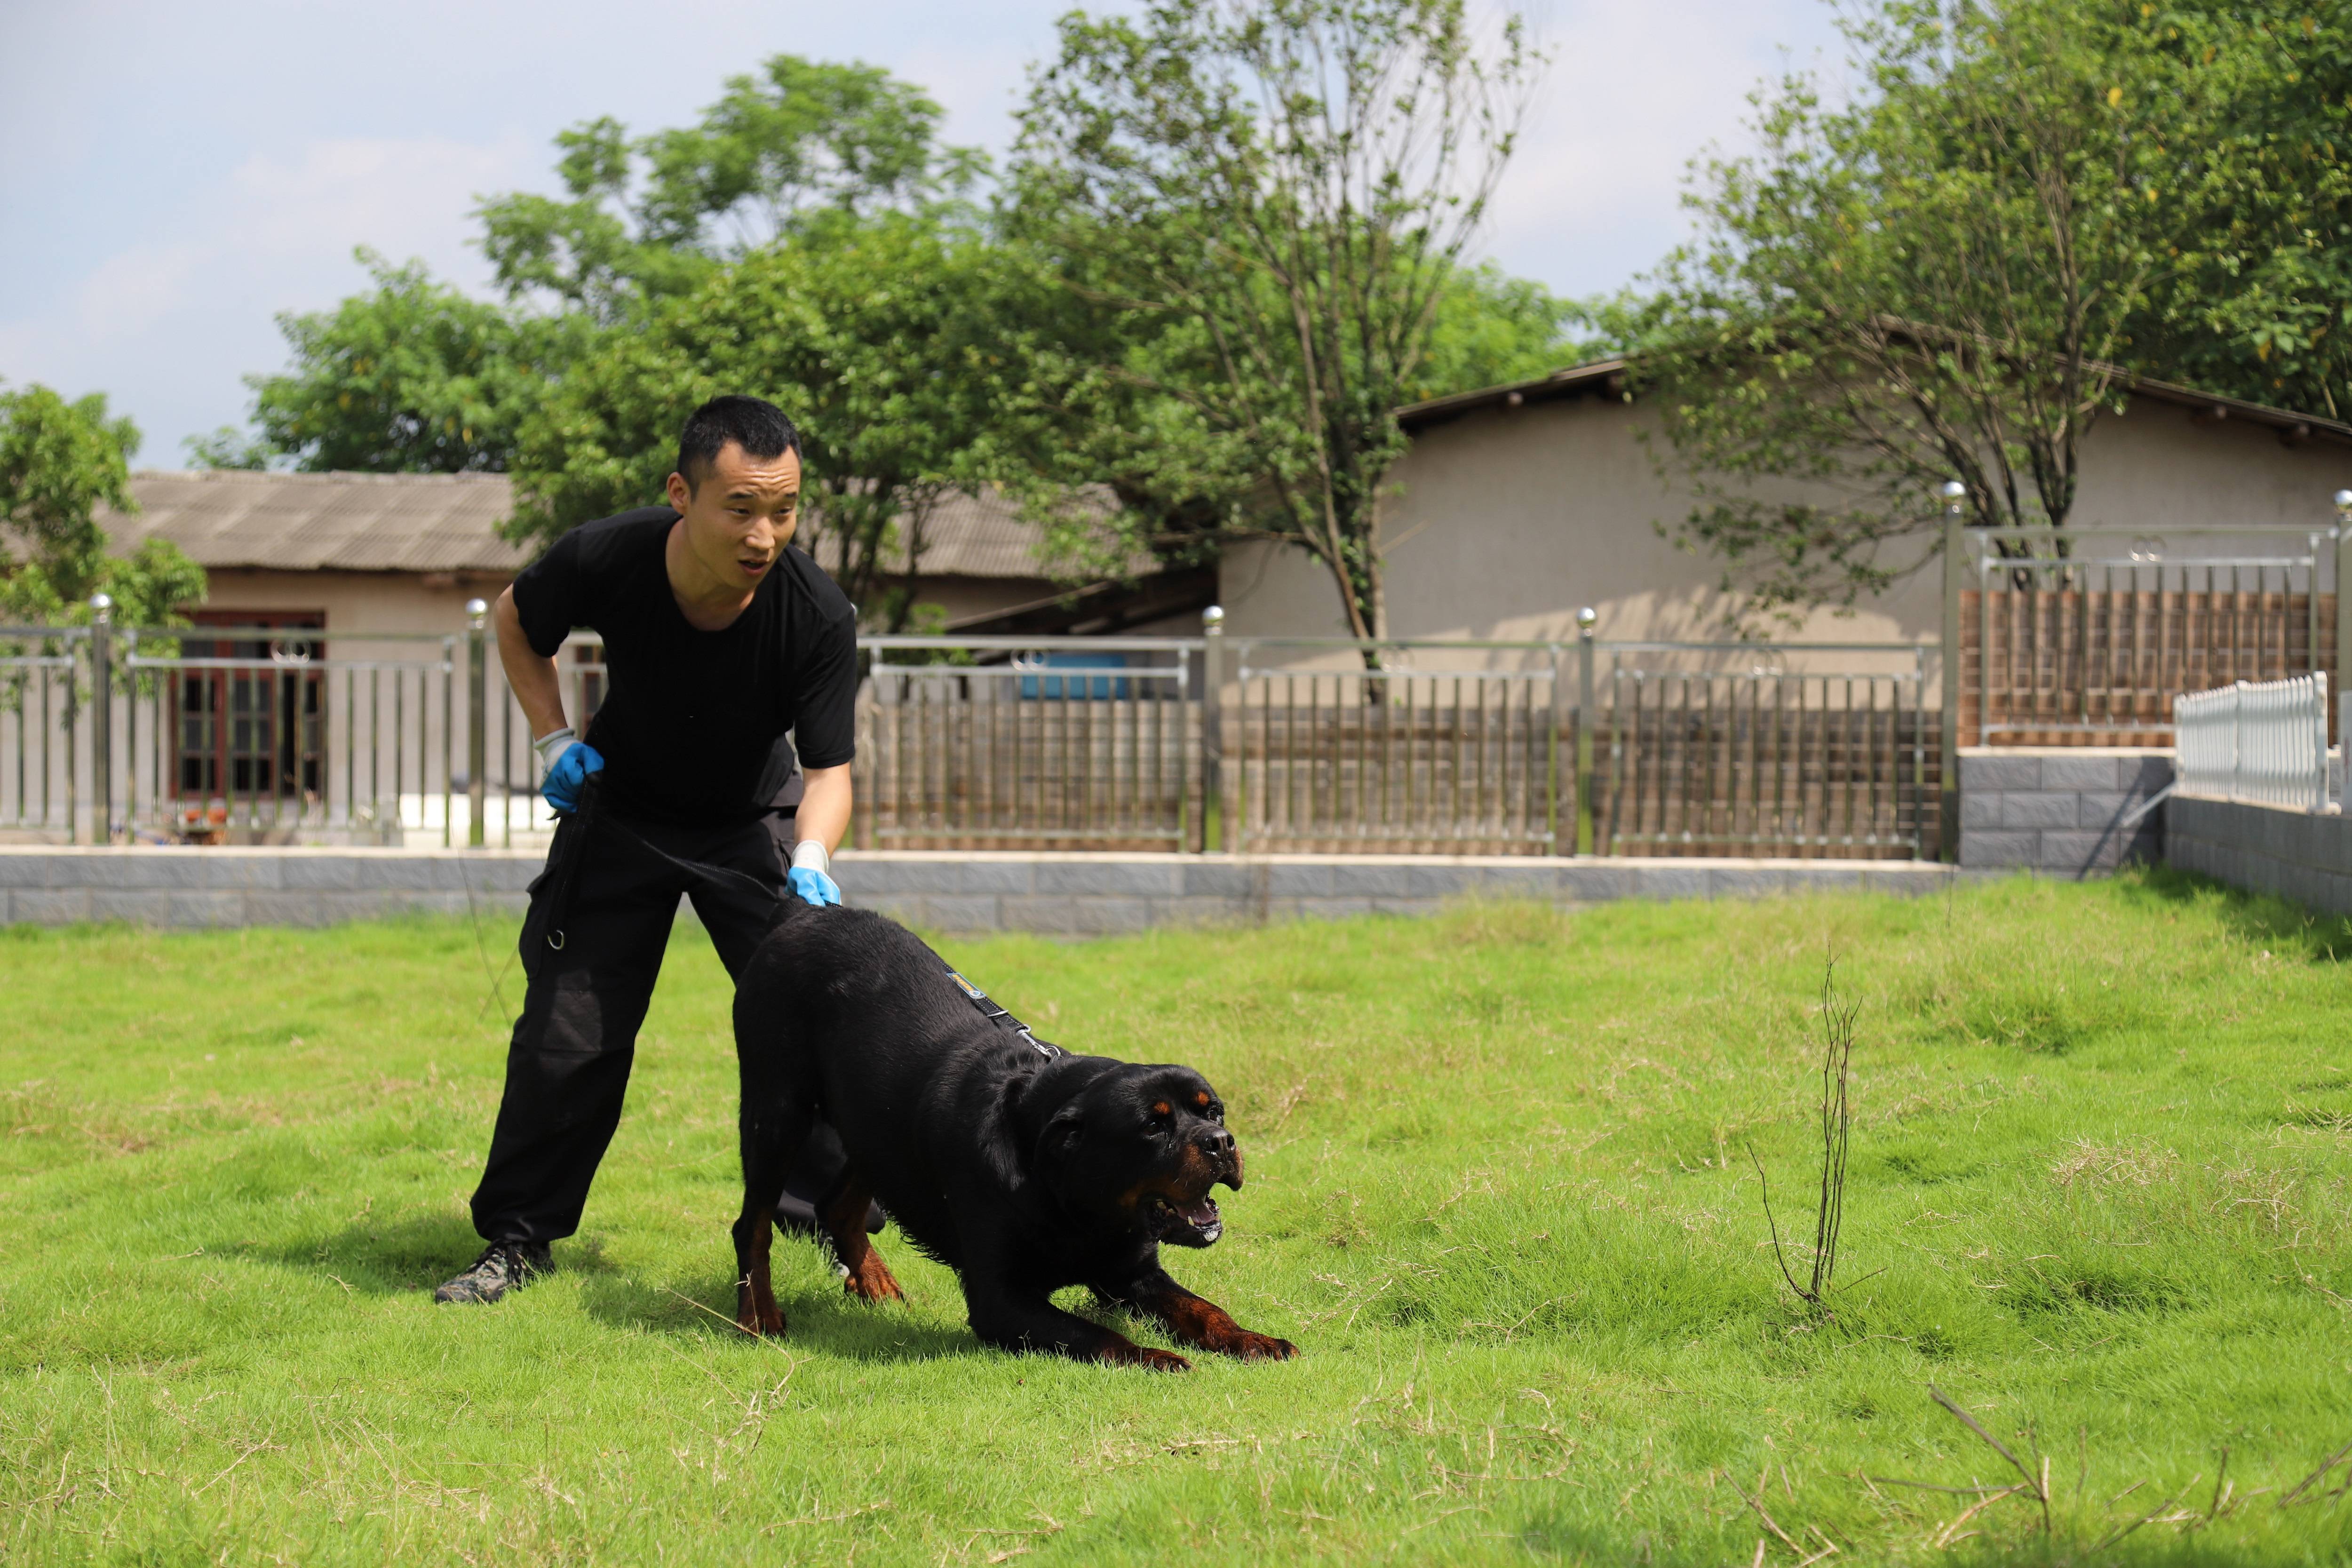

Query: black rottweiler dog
left=730, top=902, right=1296, bottom=1369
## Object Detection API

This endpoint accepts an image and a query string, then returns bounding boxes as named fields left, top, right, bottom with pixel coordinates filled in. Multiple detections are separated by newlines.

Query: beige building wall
left=1218, top=393, right=2352, bottom=668
left=194, top=568, right=513, bottom=648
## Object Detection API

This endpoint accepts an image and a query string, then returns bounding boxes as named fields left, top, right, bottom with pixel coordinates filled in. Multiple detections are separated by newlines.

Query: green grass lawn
left=6, top=871, right=2352, bottom=1565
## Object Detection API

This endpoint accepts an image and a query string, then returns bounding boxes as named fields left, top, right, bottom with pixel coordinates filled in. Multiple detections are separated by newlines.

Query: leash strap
left=543, top=789, right=1057, bottom=1061
left=596, top=812, right=790, bottom=909
left=543, top=778, right=782, bottom=951
left=942, top=967, right=1063, bottom=1059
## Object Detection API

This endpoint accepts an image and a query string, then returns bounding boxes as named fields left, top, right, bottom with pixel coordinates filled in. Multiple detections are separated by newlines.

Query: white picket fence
left=2173, top=673, right=2337, bottom=812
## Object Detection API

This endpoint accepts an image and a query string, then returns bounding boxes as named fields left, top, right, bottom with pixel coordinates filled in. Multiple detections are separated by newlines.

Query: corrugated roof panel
left=104, top=471, right=1144, bottom=580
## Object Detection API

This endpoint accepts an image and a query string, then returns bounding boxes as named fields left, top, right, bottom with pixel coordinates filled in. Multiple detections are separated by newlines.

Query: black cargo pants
left=467, top=807, right=844, bottom=1244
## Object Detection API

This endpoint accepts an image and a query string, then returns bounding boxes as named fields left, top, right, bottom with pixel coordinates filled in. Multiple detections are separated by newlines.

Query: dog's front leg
left=961, top=1274, right=1189, bottom=1370
left=1106, top=1264, right=1298, bottom=1361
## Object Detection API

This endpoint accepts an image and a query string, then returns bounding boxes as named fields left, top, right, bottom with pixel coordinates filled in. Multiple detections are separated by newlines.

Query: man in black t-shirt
left=437, top=396, right=859, bottom=1305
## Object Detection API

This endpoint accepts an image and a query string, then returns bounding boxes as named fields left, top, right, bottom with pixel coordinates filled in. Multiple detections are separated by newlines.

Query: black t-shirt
left=510, top=507, right=858, bottom=827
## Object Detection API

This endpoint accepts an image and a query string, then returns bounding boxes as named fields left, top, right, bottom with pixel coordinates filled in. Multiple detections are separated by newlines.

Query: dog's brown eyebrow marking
left=1194, top=1090, right=1211, bottom=1107
left=1152, top=1100, right=1171, bottom=1116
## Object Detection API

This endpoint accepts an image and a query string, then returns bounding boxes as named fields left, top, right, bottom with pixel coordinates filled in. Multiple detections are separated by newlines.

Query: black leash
left=542, top=776, right=783, bottom=950
left=940, top=968, right=1064, bottom=1059
left=541, top=777, right=1059, bottom=1057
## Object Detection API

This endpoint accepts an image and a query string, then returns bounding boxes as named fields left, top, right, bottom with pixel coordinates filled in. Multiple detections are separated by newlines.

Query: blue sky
left=0, top=0, right=1842, bottom=465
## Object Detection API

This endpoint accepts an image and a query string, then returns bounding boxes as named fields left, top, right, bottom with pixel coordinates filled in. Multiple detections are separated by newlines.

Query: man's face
left=665, top=442, right=802, bottom=594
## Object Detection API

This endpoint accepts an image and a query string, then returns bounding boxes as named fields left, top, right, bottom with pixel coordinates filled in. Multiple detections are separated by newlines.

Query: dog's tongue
left=1181, top=1198, right=1220, bottom=1226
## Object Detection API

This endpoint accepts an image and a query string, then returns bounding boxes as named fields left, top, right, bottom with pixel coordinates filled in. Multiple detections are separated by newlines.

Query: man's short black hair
left=676, top=396, right=802, bottom=492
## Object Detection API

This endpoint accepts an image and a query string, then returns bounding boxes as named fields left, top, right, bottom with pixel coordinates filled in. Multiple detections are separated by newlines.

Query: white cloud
left=1480, top=0, right=1843, bottom=297
left=222, top=133, right=533, bottom=283
left=0, top=130, right=536, bottom=460
left=71, top=241, right=212, bottom=342
left=0, top=0, right=1844, bottom=458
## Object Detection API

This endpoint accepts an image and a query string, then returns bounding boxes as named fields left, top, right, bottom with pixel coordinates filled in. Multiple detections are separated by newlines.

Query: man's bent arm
left=493, top=586, right=568, bottom=740
left=796, top=763, right=852, bottom=857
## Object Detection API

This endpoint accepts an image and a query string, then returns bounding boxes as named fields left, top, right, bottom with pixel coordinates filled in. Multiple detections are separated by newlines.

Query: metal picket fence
left=1954, top=520, right=2344, bottom=746
left=855, top=623, right=1944, bottom=859
left=1597, top=643, right=1937, bottom=857
left=858, top=637, right=1199, bottom=851
left=4, top=603, right=1949, bottom=858
left=2173, top=673, right=2335, bottom=812
left=0, top=603, right=600, bottom=847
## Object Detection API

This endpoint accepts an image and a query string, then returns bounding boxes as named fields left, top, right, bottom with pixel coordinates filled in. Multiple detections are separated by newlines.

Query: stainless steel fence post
left=466, top=598, right=488, bottom=848
left=1575, top=607, right=1597, bottom=855
left=88, top=593, right=113, bottom=844
left=1200, top=606, right=1225, bottom=852
left=1939, top=481, right=1966, bottom=859
left=2313, top=671, right=2331, bottom=811
left=1547, top=641, right=1566, bottom=854
left=2335, top=491, right=2352, bottom=734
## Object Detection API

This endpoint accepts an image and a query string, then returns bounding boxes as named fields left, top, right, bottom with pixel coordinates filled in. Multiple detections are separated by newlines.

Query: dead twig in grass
left=1929, top=1385, right=2050, bottom=1533
left=2280, top=1437, right=2352, bottom=1508
left=1930, top=1486, right=2026, bottom=1550
left=2086, top=1478, right=2197, bottom=1556
left=2193, top=1448, right=2232, bottom=1530
left=762, top=1500, right=891, bottom=1534
left=190, top=1438, right=283, bottom=1497
left=1725, top=1469, right=1803, bottom=1554
left=1751, top=957, right=1859, bottom=1317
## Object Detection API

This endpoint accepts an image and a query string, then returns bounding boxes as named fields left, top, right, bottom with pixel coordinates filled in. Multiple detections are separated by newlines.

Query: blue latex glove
left=787, top=865, right=842, bottom=908
left=540, top=740, right=604, bottom=812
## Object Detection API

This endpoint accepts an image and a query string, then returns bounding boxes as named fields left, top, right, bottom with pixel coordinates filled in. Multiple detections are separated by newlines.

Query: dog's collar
left=944, top=965, right=1063, bottom=1059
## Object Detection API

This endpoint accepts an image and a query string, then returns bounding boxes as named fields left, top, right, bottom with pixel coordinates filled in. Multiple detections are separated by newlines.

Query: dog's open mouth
left=1144, top=1193, right=1224, bottom=1247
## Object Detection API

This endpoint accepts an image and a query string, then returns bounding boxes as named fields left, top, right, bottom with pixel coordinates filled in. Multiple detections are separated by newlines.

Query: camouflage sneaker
left=433, top=1241, right=552, bottom=1304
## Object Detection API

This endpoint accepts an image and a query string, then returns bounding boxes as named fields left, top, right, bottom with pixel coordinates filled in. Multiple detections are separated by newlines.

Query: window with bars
left=175, top=610, right=327, bottom=810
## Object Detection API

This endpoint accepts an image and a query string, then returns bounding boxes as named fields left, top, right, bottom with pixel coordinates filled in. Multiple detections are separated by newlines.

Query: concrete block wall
left=838, top=852, right=1959, bottom=934
left=0, top=847, right=539, bottom=928
left=0, top=846, right=1959, bottom=932
left=1957, top=748, right=2171, bottom=876
left=2166, top=795, right=2352, bottom=916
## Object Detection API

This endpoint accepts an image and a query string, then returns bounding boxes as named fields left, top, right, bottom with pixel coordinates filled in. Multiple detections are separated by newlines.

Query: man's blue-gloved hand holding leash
left=785, top=840, right=841, bottom=908
left=536, top=727, right=840, bottom=909
left=534, top=727, right=605, bottom=814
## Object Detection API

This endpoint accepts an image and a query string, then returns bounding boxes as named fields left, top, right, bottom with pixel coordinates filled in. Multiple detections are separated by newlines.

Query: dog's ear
left=1033, top=1103, right=1086, bottom=1171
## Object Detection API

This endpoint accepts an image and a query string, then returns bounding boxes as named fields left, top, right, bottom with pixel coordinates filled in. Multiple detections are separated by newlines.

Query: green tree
left=244, top=250, right=589, bottom=474
left=203, top=55, right=978, bottom=475
left=509, top=210, right=1034, bottom=630
left=477, top=56, right=978, bottom=324
left=1632, top=0, right=2348, bottom=621
left=2134, top=4, right=2352, bottom=421
left=1010, top=0, right=1545, bottom=652
left=181, top=426, right=271, bottom=470
left=1412, top=262, right=1584, bottom=403
left=0, top=384, right=205, bottom=627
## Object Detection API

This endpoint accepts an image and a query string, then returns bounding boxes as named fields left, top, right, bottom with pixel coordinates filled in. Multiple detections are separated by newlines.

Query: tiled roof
left=102, top=471, right=1133, bottom=579
left=876, top=486, right=1132, bottom=578
left=1398, top=355, right=2352, bottom=446
left=103, top=471, right=529, bottom=573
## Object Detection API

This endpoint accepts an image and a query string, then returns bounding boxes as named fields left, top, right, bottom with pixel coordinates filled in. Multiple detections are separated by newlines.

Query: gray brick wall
left=0, top=846, right=540, bottom=927
left=1956, top=748, right=2170, bottom=876
left=779, top=853, right=1963, bottom=931
left=2166, top=795, right=2352, bottom=915
left=0, top=846, right=1961, bottom=931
